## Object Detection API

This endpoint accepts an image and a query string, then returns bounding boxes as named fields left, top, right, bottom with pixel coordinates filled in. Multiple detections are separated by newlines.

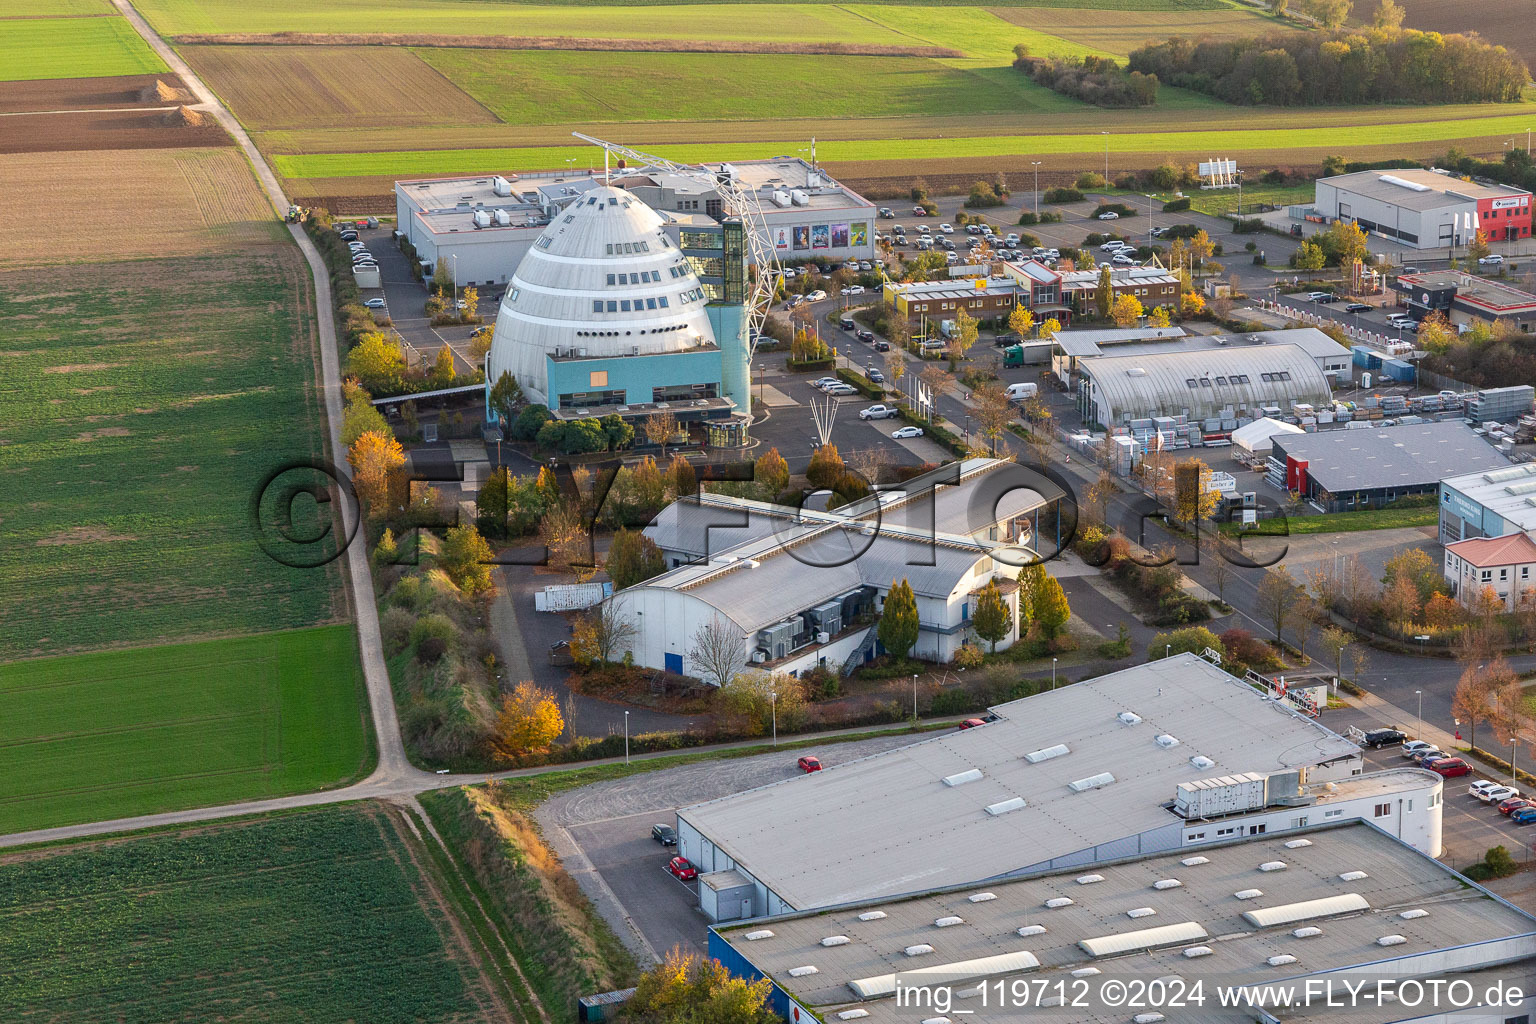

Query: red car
left=668, top=856, right=698, bottom=881
left=1500, top=797, right=1535, bottom=816
left=797, top=756, right=822, bottom=773
left=958, top=718, right=987, bottom=730
left=1425, top=757, right=1471, bottom=777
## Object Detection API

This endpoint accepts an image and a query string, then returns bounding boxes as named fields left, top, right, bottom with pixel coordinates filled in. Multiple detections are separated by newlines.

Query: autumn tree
left=346, top=331, right=405, bottom=395
left=429, top=345, right=456, bottom=389
left=571, top=599, right=638, bottom=665
left=1256, top=566, right=1298, bottom=644
left=1110, top=292, right=1145, bottom=328
left=539, top=497, right=588, bottom=571
left=718, top=670, right=807, bottom=736
left=1008, top=304, right=1036, bottom=337
left=949, top=308, right=980, bottom=362
left=1163, top=458, right=1221, bottom=526
left=807, top=443, right=845, bottom=491
left=669, top=454, right=697, bottom=499
left=1084, top=470, right=1118, bottom=528
left=630, top=456, right=668, bottom=514
left=1452, top=664, right=1497, bottom=751
left=1416, top=312, right=1456, bottom=356
left=461, top=284, right=479, bottom=322
left=689, top=615, right=746, bottom=687
left=972, top=382, right=1012, bottom=455
left=917, top=364, right=954, bottom=420
left=1040, top=317, right=1062, bottom=339
left=468, top=324, right=494, bottom=362
left=1292, top=240, right=1326, bottom=271
left=754, top=446, right=790, bottom=496
left=1319, top=624, right=1351, bottom=681
left=606, top=527, right=666, bottom=591
left=1149, top=625, right=1224, bottom=662
left=1382, top=547, right=1444, bottom=605
left=487, top=370, right=523, bottom=425
left=349, top=429, right=405, bottom=518
left=1380, top=574, right=1421, bottom=626
left=1372, top=0, right=1404, bottom=27
left=1096, top=264, right=1114, bottom=319
left=1187, top=228, right=1214, bottom=266
left=489, top=681, right=564, bottom=762
left=1148, top=305, right=1171, bottom=328
left=1034, top=573, right=1071, bottom=640
left=439, top=523, right=495, bottom=597
left=341, top=391, right=389, bottom=447
left=1180, top=290, right=1206, bottom=316
left=643, top=409, right=679, bottom=451
left=972, top=579, right=1010, bottom=652
left=1466, top=229, right=1491, bottom=264
left=879, top=578, right=920, bottom=661
left=1202, top=531, right=1234, bottom=605
left=623, top=948, right=778, bottom=1024
left=883, top=345, right=906, bottom=385
left=1423, top=592, right=1464, bottom=629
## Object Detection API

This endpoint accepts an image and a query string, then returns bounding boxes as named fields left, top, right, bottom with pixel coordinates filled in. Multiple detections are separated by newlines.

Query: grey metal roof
left=1441, top=462, right=1536, bottom=532
left=1061, top=328, right=1347, bottom=364
left=1321, top=168, right=1528, bottom=211
left=717, top=821, right=1536, bottom=1024
left=1272, top=421, right=1509, bottom=493
left=1053, top=327, right=1189, bottom=357
left=1081, top=344, right=1333, bottom=423
left=680, top=655, right=1365, bottom=910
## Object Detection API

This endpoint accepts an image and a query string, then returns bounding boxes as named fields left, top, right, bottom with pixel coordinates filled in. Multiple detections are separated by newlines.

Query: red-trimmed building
left=1443, top=532, right=1536, bottom=611
left=1392, top=270, right=1536, bottom=333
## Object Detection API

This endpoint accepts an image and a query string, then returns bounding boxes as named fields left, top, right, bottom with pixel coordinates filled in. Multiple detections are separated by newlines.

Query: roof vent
left=1293, top=927, right=1323, bottom=938
left=745, top=930, right=775, bottom=941
left=1183, top=946, right=1213, bottom=958
left=1260, top=862, right=1288, bottom=872
left=1241, top=893, right=1370, bottom=928
left=1181, top=856, right=1210, bottom=867
left=1339, top=871, right=1369, bottom=882
left=858, top=911, right=886, bottom=922
left=1234, top=889, right=1264, bottom=900
left=921, top=1018, right=951, bottom=1024
left=1399, top=909, right=1429, bottom=920
left=904, top=944, right=934, bottom=957
left=1267, top=955, right=1299, bottom=967
left=985, top=796, right=1026, bottom=817
left=1155, top=734, right=1181, bottom=748
left=1045, top=897, right=1075, bottom=909
left=1069, top=772, right=1116, bottom=793
left=1153, top=879, right=1182, bottom=890
left=1118, top=711, right=1143, bottom=725
left=788, top=966, right=818, bottom=978
left=1072, top=967, right=1101, bottom=978
left=935, top=917, right=964, bottom=928
left=1127, top=908, right=1157, bottom=919
left=968, top=893, right=997, bottom=904
left=1016, top=925, right=1047, bottom=938
left=944, top=768, right=984, bottom=787
left=1076, top=874, right=1105, bottom=885
left=837, top=1011, right=869, bottom=1021
left=1190, top=756, right=1215, bottom=770
left=821, top=936, right=850, bottom=947
left=1284, top=839, right=1314, bottom=849
left=1024, top=743, right=1070, bottom=764
left=1134, top=1014, right=1166, bottom=1024
left=1378, top=935, right=1408, bottom=947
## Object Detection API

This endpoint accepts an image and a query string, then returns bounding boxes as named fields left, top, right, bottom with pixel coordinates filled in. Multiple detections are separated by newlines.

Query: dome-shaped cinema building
left=486, top=183, right=753, bottom=446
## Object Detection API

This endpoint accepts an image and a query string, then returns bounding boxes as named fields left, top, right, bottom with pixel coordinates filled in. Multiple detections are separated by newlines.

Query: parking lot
left=531, top=730, right=939, bottom=960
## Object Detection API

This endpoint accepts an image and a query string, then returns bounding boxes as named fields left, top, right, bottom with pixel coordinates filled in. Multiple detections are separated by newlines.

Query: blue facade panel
left=544, top=349, right=725, bottom=409
left=708, top=930, right=797, bottom=1019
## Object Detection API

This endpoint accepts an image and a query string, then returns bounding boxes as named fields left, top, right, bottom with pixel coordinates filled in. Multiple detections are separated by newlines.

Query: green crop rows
left=0, top=16, right=167, bottom=81
left=0, top=251, right=342, bottom=660
left=0, top=625, right=371, bottom=834
left=0, top=805, right=495, bottom=1022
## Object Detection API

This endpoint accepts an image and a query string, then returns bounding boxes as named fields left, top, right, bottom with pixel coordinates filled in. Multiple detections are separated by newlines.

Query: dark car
left=1363, top=728, right=1405, bottom=749
left=548, top=640, right=575, bottom=667
left=839, top=317, right=856, bottom=331
left=668, top=856, right=698, bottom=881
left=1316, top=293, right=1341, bottom=304
left=958, top=718, right=987, bottom=730
left=797, top=755, right=822, bottom=773
left=1410, top=747, right=1448, bottom=765
left=874, top=340, right=891, bottom=352
left=1513, top=807, right=1536, bottom=825
left=1344, top=303, right=1372, bottom=313
left=651, top=823, right=677, bottom=846
left=1425, top=757, right=1471, bottom=777
left=856, top=329, right=875, bottom=343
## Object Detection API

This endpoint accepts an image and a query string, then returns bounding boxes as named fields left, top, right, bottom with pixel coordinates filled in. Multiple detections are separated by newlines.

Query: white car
left=806, top=289, right=828, bottom=302
left=1469, top=780, right=1502, bottom=800
left=939, top=223, right=954, bottom=234
left=364, top=297, right=387, bottom=309
left=781, top=267, right=797, bottom=279
left=1097, top=211, right=1119, bottom=220
left=859, top=404, right=899, bottom=420
left=812, top=377, right=841, bottom=389
left=1099, top=241, right=1126, bottom=252
left=1402, top=740, right=1435, bottom=760
left=892, top=425, right=924, bottom=439
left=841, top=285, right=865, bottom=295
left=825, top=383, right=858, bottom=396
left=945, top=252, right=960, bottom=264
left=1113, top=255, right=1137, bottom=265
left=1481, top=784, right=1521, bottom=804
left=859, top=260, right=874, bottom=271
left=1479, top=254, right=1505, bottom=266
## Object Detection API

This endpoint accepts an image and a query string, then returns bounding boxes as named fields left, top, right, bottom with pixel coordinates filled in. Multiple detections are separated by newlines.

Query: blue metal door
left=665, top=652, right=683, bottom=674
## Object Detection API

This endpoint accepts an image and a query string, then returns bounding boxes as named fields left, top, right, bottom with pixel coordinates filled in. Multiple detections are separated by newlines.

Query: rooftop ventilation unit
left=944, top=769, right=983, bottom=787
left=821, top=936, right=850, bottom=947
left=905, top=944, right=934, bottom=957
left=1399, top=909, right=1429, bottom=920
left=1234, top=889, right=1264, bottom=901
left=837, top=1011, right=869, bottom=1021
left=1284, top=839, right=1314, bottom=849
left=1259, top=862, right=1288, bottom=872
left=1069, top=772, right=1116, bottom=793
left=1127, top=908, right=1157, bottom=919
left=1024, top=743, right=1070, bottom=764
left=935, top=917, right=964, bottom=928
left=1183, top=947, right=1213, bottom=958
left=1267, top=955, right=1299, bottom=967
left=1241, top=893, right=1370, bottom=928
left=788, top=966, right=818, bottom=977
left=1153, top=879, right=1182, bottom=891
left=921, top=1018, right=950, bottom=1024
left=986, top=797, right=1026, bottom=816
left=1190, top=756, right=1215, bottom=770
left=858, top=911, right=886, bottom=922
left=1016, top=925, right=1047, bottom=938
left=1079, top=921, right=1209, bottom=959
left=1155, top=734, right=1180, bottom=748
left=1292, top=927, right=1323, bottom=938
left=745, top=930, right=775, bottom=941
left=1377, top=935, right=1408, bottom=947
left=492, top=208, right=511, bottom=226
left=969, top=893, right=997, bottom=904
left=1118, top=711, right=1143, bottom=725
left=1076, top=874, right=1105, bottom=885
left=1045, top=897, right=1075, bottom=909
left=1338, top=870, right=1369, bottom=882
left=1072, top=967, right=1101, bottom=978
left=847, top=951, right=1042, bottom=1000
left=1181, top=856, right=1210, bottom=867
left=1135, top=1014, right=1166, bottom=1024
left=1380, top=174, right=1431, bottom=192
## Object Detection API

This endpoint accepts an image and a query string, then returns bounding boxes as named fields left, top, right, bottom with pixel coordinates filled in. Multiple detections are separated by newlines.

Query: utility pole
left=1102, top=132, right=1109, bottom=184
left=1031, top=161, right=1041, bottom=217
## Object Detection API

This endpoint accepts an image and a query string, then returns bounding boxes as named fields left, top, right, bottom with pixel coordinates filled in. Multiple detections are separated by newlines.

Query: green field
left=5, top=0, right=114, bottom=13
left=0, top=805, right=499, bottom=1022
left=0, top=625, right=370, bottom=834
left=419, top=47, right=1080, bottom=125
left=0, top=251, right=343, bottom=658
left=272, top=108, right=1536, bottom=178
left=0, top=16, right=167, bottom=81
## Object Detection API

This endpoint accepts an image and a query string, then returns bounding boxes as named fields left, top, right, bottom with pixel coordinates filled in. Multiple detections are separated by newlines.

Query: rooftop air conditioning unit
left=492, top=176, right=513, bottom=197
left=472, top=209, right=492, bottom=228
left=493, top=209, right=511, bottom=226
left=791, top=189, right=810, bottom=206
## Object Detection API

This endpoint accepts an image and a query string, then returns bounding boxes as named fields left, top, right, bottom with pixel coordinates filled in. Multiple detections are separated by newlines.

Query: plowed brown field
left=0, top=107, right=229, bottom=153
left=0, top=72, right=190, bottom=113
left=1397, top=0, right=1535, bottom=64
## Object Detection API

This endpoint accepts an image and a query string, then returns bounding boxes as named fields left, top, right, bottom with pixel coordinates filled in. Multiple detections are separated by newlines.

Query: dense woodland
left=1012, top=48, right=1158, bottom=108
left=1128, top=27, right=1528, bottom=106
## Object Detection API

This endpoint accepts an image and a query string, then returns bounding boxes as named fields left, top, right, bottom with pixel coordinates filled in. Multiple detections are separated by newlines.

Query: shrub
left=381, top=605, right=415, bottom=657
left=1484, top=845, right=1518, bottom=878
left=1162, top=197, right=1191, bottom=212
left=930, top=687, right=983, bottom=715
left=1044, top=187, right=1084, bottom=204
left=1221, top=627, right=1282, bottom=672
left=1231, top=217, right=1265, bottom=233
left=953, top=644, right=985, bottom=669
left=1074, top=172, right=1107, bottom=190
left=410, top=612, right=456, bottom=663
left=1092, top=203, right=1136, bottom=218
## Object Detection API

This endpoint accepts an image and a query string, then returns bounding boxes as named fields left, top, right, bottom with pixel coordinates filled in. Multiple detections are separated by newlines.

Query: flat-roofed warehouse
left=710, top=821, right=1536, bottom=1024
left=675, top=655, right=1444, bottom=921
left=1269, top=421, right=1510, bottom=512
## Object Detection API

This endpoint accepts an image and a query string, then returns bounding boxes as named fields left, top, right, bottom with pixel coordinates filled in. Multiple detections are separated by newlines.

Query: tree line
left=1012, top=46, right=1158, bottom=108
left=1127, top=26, right=1528, bottom=106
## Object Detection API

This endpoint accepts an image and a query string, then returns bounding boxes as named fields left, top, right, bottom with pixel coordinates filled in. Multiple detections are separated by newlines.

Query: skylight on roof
left=1024, top=744, right=1070, bottom=764
left=1069, top=772, right=1116, bottom=793
left=986, top=797, right=1026, bottom=816
left=944, top=769, right=984, bottom=787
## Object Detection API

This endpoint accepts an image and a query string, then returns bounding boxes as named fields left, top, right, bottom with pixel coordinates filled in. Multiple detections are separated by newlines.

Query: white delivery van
left=1005, top=382, right=1038, bottom=402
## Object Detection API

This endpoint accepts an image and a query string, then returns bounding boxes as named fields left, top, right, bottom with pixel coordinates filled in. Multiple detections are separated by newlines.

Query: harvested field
left=0, top=107, right=230, bottom=154
left=990, top=5, right=1271, bottom=55
left=175, top=31, right=962, bottom=57
left=1, top=15, right=167, bottom=81
left=1397, top=0, right=1536, bottom=64
left=0, top=148, right=281, bottom=264
left=0, top=73, right=190, bottom=114
left=180, top=44, right=497, bottom=132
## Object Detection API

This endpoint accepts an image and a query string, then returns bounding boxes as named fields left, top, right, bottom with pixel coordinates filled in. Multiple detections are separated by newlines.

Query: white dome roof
left=487, top=184, right=717, bottom=405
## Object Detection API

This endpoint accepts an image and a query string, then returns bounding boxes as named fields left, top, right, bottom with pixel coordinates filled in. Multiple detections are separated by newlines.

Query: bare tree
left=972, top=381, right=1012, bottom=456
left=1201, top=530, right=1233, bottom=605
left=1256, top=566, right=1298, bottom=647
left=1452, top=664, right=1496, bottom=752
left=688, top=615, right=746, bottom=687
left=643, top=409, right=679, bottom=452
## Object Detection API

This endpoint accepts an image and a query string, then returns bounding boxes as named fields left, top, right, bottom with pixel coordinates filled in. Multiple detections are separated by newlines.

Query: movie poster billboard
left=850, top=222, right=868, bottom=248
left=774, top=227, right=790, bottom=250
left=831, top=223, right=850, bottom=248
left=811, top=224, right=830, bottom=249
left=792, top=225, right=810, bottom=251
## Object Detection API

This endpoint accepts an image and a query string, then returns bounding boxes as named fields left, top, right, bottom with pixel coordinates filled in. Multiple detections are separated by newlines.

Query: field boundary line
left=168, top=31, right=962, bottom=58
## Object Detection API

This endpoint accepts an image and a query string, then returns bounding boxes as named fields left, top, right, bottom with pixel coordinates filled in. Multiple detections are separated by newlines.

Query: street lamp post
left=913, top=674, right=919, bottom=720
left=1031, top=161, right=1041, bottom=217
left=771, top=691, right=778, bottom=746
left=1165, top=643, right=1171, bottom=660
left=1052, top=657, right=1058, bottom=690
left=1101, top=132, right=1109, bottom=184
left=1415, top=689, right=1423, bottom=741
left=624, top=710, right=630, bottom=764
left=1513, top=738, right=1522, bottom=787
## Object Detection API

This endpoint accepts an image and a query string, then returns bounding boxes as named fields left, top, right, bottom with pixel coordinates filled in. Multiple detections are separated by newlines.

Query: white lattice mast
left=571, top=133, right=782, bottom=361
left=810, top=395, right=838, bottom=448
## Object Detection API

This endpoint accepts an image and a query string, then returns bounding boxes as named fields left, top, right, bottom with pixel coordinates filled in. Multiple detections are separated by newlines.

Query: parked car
left=667, top=856, right=698, bottom=881
left=939, top=223, right=954, bottom=234
left=339, top=231, right=359, bottom=241
left=1316, top=293, right=1341, bottom=303
left=470, top=326, right=490, bottom=337
left=859, top=404, right=899, bottom=420
left=1470, top=779, right=1503, bottom=799
left=866, top=368, right=886, bottom=384
left=781, top=267, right=797, bottom=279
left=651, top=824, right=677, bottom=846
left=1500, top=797, right=1534, bottom=816
left=364, top=297, right=387, bottom=309
left=1113, top=254, right=1136, bottom=265
left=859, top=261, right=874, bottom=271
left=1149, top=226, right=1167, bottom=238
left=874, top=340, right=891, bottom=352
left=912, top=205, right=928, bottom=216
left=841, top=285, right=865, bottom=295
left=1401, top=739, right=1435, bottom=758
left=878, top=207, right=894, bottom=218
left=856, top=329, right=875, bottom=343
left=1424, top=757, right=1471, bottom=777
left=1409, top=747, right=1448, bottom=765
left=1305, top=291, right=1331, bottom=301
left=1479, top=254, right=1505, bottom=266
left=892, top=425, right=924, bottom=439
left=839, top=316, right=856, bottom=331
left=1512, top=806, right=1536, bottom=825
left=1097, top=211, right=1119, bottom=220
left=812, top=377, right=841, bottom=389
left=1363, top=728, right=1405, bottom=748
left=797, top=755, right=822, bottom=773
left=1005, top=233, right=1020, bottom=246
left=1482, top=785, right=1521, bottom=804
left=825, top=383, right=858, bottom=396
left=1344, top=302, right=1372, bottom=313
left=806, top=290, right=828, bottom=301
left=958, top=718, right=988, bottom=730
